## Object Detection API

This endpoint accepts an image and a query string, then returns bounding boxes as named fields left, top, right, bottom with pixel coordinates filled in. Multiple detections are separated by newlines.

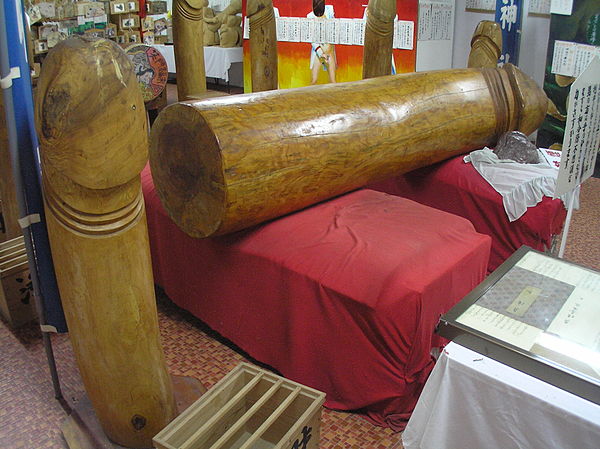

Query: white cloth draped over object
left=464, top=148, right=579, bottom=222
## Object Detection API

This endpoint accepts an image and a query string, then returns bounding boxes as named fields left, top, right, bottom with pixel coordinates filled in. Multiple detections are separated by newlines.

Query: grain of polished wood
left=248, top=0, right=278, bottom=91
left=35, top=37, right=177, bottom=448
left=173, top=0, right=207, bottom=100
left=149, top=64, right=548, bottom=239
left=363, top=0, right=396, bottom=79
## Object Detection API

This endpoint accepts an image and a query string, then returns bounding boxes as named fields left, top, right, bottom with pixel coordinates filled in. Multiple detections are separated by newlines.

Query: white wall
left=451, top=0, right=550, bottom=87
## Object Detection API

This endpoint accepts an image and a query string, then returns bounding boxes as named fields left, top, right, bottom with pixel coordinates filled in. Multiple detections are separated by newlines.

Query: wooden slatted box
left=0, top=236, right=36, bottom=327
left=153, top=363, right=326, bottom=449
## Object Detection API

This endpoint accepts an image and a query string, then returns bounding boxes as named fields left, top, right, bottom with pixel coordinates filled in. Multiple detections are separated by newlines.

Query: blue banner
left=495, top=0, right=523, bottom=66
left=0, top=0, right=67, bottom=332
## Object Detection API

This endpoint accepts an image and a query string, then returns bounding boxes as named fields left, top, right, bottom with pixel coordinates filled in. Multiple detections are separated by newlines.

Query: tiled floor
left=1, top=289, right=404, bottom=449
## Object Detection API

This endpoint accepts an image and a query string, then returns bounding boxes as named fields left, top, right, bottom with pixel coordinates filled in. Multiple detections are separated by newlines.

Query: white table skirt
left=403, top=342, right=600, bottom=449
left=153, top=44, right=243, bottom=82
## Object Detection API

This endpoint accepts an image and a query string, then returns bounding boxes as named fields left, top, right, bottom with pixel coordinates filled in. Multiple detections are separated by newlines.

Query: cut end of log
left=149, top=102, right=226, bottom=238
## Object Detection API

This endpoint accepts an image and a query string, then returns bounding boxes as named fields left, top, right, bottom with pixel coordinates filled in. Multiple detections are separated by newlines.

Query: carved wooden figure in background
left=363, top=0, right=397, bottom=79
left=202, top=6, right=220, bottom=46
left=173, top=0, right=207, bottom=99
left=467, top=20, right=502, bottom=69
left=219, top=15, right=243, bottom=47
left=150, top=65, right=548, bottom=239
left=247, top=0, right=278, bottom=91
left=35, top=37, right=177, bottom=448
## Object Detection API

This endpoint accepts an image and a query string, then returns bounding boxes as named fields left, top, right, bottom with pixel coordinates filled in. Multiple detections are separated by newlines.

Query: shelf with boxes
left=24, top=0, right=172, bottom=56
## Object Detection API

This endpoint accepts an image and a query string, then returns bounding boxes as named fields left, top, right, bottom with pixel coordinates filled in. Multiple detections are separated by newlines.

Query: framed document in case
left=437, top=246, right=600, bottom=405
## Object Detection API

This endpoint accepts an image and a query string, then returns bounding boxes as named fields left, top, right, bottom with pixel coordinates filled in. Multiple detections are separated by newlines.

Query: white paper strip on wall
left=326, top=18, right=339, bottom=44
left=465, top=0, right=495, bottom=12
left=529, top=0, right=551, bottom=15
left=434, top=3, right=453, bottom=40
left=338, top=18, right=353, bottom=45
left=276, top=17, right=285, bottom=41
left=550, top=0, right=573, bottom=16
left=555, top=57, right=600, bottom=196
left=418, top=2, right=452, bottom=42
left=288, top=17, right=301, bottom=42
left=551, top=40, right=577, bottom=76
left=552, top=40, right=600, bottom=78
left=352, top=19, right=365, bottom=46
left=300, top=18, right=311, bottom=43
left=395, top=20, right=414, bottom=50
left=418, top=3, right=432, bottom=41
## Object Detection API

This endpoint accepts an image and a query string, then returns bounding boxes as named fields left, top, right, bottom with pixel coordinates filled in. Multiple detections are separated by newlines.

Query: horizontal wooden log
left=149, top=64, right=548, bottom=238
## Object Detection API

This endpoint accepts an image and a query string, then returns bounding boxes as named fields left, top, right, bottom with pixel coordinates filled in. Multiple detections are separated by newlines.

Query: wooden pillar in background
left=248, top=0, right=278, bottom=92
left=35, top=37, right=177, bottom=448
left=149, top=64, right=548, bottom=239
left=173, top=0, right=207, bottom=100
left=0, top=91, right=22, bottom=240
left=363, top=0, right=396, bottom=79
left=467, top=20, right=502, bottom=69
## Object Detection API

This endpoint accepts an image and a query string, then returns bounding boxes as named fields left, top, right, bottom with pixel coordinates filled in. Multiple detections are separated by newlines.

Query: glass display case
left=438, top=246, right=600, bottom=405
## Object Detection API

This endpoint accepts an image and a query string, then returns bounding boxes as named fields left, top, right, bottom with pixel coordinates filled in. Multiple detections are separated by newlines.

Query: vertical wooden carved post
left=0, top=91, right=22, bottom=240
left=467, top=20, right=502, bottom=69
left=35, top=37, right=177, bottom=448
left=248, top=0, right=278, bottom=92
left=363, top=0, right=396, bottom=79
left=173, top=0, right=207, bottom=100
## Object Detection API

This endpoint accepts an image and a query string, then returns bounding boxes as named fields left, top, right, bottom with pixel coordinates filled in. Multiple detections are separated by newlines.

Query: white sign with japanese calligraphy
left=465, top=0, right=495, bottom=11
left=528, top=0, right=551, bottom=15
left=550, top=0, right=573, bottom=16
left=552, top=40, right=600, bottom=78
left=554, top=57, right=600, bottom=197
left=418, top=2, right=453, bottom=41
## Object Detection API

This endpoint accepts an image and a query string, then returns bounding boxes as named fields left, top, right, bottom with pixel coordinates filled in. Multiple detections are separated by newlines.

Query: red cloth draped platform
left=369, top=155, right=567, bottom=273
left=142, top=166, right=491, bottom=430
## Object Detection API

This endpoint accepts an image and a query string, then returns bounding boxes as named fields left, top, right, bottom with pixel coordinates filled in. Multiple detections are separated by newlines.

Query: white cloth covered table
left=402, top=342, right=600, bottom=449
left=153, top=44, right=243, bottom=82
left=464, top=147, right=579, bottom=222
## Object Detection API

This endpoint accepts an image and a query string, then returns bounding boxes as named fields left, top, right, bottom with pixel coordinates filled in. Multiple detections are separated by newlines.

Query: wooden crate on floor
left=153, top=363, right=326, bottom=449
left=0, top=237, right=36, bottom=327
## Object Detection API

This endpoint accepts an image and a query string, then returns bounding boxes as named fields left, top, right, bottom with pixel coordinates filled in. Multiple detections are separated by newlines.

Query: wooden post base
left=62, top=376, right=207, bottom=449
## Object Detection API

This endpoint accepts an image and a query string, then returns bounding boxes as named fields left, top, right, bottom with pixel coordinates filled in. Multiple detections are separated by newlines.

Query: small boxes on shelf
left=110, top=1, right=128, bottom=14
left=147, top=0, right=168, bottom=14
left=153, top=363, right=325, bottom=449
left=119, top=13, right=140, bottom=30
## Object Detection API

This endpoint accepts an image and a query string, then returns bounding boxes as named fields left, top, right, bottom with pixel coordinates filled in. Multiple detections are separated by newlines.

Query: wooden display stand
left=154, top=363, right=325, bottom=449
left=0, top=236, right=36, bottom=327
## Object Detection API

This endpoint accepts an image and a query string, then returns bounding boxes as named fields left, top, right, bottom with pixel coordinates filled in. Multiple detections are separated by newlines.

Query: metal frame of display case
left=437, top=245, right=600, bottom=405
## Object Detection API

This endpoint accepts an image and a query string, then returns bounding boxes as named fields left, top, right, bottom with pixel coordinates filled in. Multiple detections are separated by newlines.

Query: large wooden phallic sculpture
left=150, top=64, right=548, bottom=239
left=363, top=0, right=397, bottom=79
left=467, top=20, right=502, bottom=69
left=35, top=37, right=177, bottom=448
left=172, top=0, right=207, bottom=99
left=247, top=0, right=278, bottom=91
